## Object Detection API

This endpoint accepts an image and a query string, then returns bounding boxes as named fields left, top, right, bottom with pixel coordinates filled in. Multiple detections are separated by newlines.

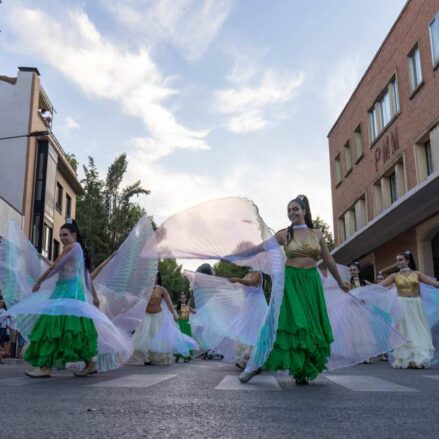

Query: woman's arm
left=230, top=271, right=261, bottom=287
left=32, top=243, right=75, bottom=292
left=379, top=273, right=396, bottom=287
left=318, top=232, right=349, bottom=292
left=163, top=289, right=178, bottom=320
left=417, top=272, right=439, bottom=288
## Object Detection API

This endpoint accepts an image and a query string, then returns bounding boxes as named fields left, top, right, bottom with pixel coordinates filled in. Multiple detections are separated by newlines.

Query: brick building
left=0, top=67, right=83, bottom=261
left=328, top=0, right=439, bottom=279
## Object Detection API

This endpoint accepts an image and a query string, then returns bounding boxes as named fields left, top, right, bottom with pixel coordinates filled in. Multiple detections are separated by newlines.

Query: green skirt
left=176, top=319, right=193, bottom=360
left=24, top=315, right=98, bottom=368
left=264, top=266, right=333, bottom=380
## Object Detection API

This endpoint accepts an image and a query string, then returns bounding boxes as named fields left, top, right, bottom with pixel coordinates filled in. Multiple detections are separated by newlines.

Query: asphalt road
left=1, top=359, right=438, bottom=439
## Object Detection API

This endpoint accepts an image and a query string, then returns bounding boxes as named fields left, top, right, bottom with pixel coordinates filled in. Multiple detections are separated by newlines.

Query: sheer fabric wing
left=94, top=214, right=158, bottom=334
left=140, top=197, right=286, bottom=372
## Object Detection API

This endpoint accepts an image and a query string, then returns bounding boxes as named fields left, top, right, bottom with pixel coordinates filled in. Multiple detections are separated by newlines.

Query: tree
left=65, top=153, right=79, bottom=174
left=213, top=260, right=248, bottom=279
left=76, top=154, right=150, bottom=268
left=159, top=259, right=190, bottom=302
left=313, top=216, right=334, bottom=251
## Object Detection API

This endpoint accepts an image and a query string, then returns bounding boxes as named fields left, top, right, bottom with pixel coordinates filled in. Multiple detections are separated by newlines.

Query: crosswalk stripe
left=215, top=374, right=282, bottom=391
left=0, top=373, right=73, bottom=386
left=324, top=375, right=419, bottom=392
left=92, top=373, right=178, bottom=388
left=423, top=375, right=439, bottom=381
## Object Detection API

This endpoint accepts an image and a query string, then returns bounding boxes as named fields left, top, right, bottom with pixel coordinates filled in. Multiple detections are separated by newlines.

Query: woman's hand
left=93, top=297, right=100, bottom=308
left=338, top=281, right=350, bottom=293
left=32, top=280, right=41, bottom=293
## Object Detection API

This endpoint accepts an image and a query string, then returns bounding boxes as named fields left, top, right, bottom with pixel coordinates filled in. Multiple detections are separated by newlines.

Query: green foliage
left=159, top=259, right=189, bottom=303
left=76, top=154, right=150, bottom=269
left=313, top=216, right=334, bottom=251
left=65, top=152, right=79, bottom=174
left=213, top=260, right=249, bottom=279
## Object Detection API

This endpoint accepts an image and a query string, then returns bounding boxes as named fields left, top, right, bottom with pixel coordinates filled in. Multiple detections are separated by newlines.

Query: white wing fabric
left=186, top=270, right=268, bottom=361
left=141, top=197, right=286, bottom=373
left=352, top=282, right=439, bottom=364
left=0, top=220, right=132, bottom=371
left=93, top=214, right=158, bottom=334
left=320, top=273, right=406, bottom=369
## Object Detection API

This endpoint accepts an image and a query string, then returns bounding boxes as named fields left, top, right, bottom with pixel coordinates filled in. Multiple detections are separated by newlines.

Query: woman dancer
left=175, top=292, right=196, bottom=362
left=240, top=195, right=348, bottom=385
left=379, top=251, right=439, bottom=368
left=0, top=220, right=134, bottom=377
left=131, top=273, right=197, bottom=365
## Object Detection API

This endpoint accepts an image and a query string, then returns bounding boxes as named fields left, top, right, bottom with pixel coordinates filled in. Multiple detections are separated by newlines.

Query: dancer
left=175, top=292, right=196, bottom=362
left=240, top=195, right=348, bottom=384
left=187, top=268, right=267, bottom=368
left=378, top=251, right=439, bottom=368
left=131, top=273, right=197, bottom=365
left=0, top=220, right=133, bottom=377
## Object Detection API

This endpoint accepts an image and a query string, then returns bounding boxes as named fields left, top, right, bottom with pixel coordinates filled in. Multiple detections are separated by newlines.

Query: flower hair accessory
left=66, top=218, right=73, bottom=224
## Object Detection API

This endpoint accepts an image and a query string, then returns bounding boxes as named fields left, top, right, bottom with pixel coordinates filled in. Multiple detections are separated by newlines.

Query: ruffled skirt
left=176, top=319, right=193, bottom=360
left=392, top=297, right=434, bottom=368
left=264, top=266, right=333, bottom=380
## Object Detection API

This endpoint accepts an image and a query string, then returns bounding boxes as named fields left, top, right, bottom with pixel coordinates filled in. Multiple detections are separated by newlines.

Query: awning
left=332, top=170, right=439, bottom=264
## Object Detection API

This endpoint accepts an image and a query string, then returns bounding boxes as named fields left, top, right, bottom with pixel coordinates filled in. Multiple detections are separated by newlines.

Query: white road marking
left=92, top=373, right=177, bottom=388
left=215, top=374, right=282, bottom=391
left=324, top=375, right=419, bottom=392
left=423, top=375, right=439, bottom=381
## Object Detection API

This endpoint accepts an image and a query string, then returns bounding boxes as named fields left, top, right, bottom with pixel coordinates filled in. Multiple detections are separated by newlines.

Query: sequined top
left=178, top=304, right=191, bottom=320
left=284, top=230, right=322, bottom=261
left=395, top=272, right=420, bottom=296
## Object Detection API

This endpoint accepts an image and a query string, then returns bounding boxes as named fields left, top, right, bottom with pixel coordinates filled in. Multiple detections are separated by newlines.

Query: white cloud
left=214, top=69, right=305, bottom=133
left=100, top=0, right=233, bottom=61
left=6, top=6, right=210, bottom=160
left=58, top=116, right=80, bottom=131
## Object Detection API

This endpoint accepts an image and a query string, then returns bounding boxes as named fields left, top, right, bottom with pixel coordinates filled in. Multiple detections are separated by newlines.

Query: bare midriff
left=146, top=287, right=163, bottom=314
left=285, top=256, right=317, bottom=269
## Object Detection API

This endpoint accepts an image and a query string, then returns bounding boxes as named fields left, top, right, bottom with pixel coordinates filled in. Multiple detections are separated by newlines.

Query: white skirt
left=392, top=296, right=434, bottom=369
left=131, top=312, right=174, bottom=365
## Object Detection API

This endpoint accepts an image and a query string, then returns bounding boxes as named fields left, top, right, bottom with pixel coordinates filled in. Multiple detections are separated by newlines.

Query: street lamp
left=0, top=130, right=50, bottom=141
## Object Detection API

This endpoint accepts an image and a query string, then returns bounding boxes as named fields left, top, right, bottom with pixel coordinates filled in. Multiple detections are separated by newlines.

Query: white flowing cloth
left=131, top=305, right=198, bottom=363
left=141, top=197, right=406, bottom=374
left=185, top=270, right=268, bottom=361
left=351, top=282, right=439, bottom=367
left=0, top=220, right=137, bottom=371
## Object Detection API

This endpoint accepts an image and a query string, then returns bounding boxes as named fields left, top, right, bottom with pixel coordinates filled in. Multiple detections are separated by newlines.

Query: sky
left=0, top=0, right=407, bottom=234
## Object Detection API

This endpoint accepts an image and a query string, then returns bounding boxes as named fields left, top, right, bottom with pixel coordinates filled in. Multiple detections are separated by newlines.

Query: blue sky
left=0, top=0, right=407, bottom=232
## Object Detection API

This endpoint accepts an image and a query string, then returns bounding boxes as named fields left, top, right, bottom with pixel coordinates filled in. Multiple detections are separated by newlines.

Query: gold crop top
left=284, top=230, right=322, bottom=261
left=179, top=304, right=191, bottom=320
left=395, top=272, right=420, bottom=296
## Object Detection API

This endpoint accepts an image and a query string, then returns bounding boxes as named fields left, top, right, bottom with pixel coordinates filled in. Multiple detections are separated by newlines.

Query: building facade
left=328, top=0, right=439, bottom=279
left=0, top=67, right=82, bottom=261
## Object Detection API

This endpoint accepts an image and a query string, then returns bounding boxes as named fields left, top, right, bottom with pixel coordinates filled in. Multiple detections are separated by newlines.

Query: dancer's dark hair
left=286, top=195, right=313, bottom=244
left=156, top=271, right=162, bottom=286
left=349, top=261, right=366, bottom=287
left=61, top=219, right=91, bottom=271
left=196, top=263, right=214, bottom=275
left=398, top=251, right=417, bottom=270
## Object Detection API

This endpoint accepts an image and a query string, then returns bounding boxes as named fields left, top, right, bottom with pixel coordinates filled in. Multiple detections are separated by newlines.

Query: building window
left=344, top=142, right=352, bottom=175
left=338, top=195, right=367, bottom=242
left=354, top=125, right=363, bottom=161
left=334, top=154, right=342, bottom=185
left=426, top=141, right=433, bottom=176
left=369, top=77, right=400, bottom=143
left=408, top=44, right=423, bottom=91
left=429, top=12, right=439, bottom=66
left=42, top=223, right=53, bottom=260
left=389, top=172, right=397, bottom=204
left=56, top=182, right=63, bottom=213
left=66, top=194, right=72, bottom=219
left=53, top=239, right=60, bottom=260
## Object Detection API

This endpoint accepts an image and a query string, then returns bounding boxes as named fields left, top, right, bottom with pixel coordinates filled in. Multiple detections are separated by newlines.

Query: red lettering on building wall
left=374, top=127, right=400, bottom=171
